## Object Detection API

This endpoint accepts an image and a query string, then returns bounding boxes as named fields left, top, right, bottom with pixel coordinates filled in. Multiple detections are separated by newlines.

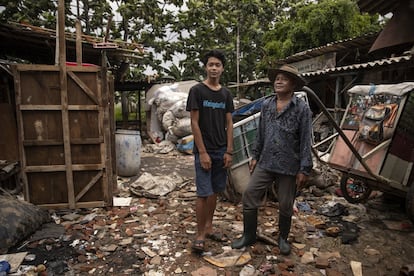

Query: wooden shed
left=12, top=63, right=115, bottom=209
left=0, top=6, right=149, bottom=207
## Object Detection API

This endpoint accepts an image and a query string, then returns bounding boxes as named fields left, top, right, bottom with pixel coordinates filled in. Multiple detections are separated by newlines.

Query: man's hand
left=223, top=152, right=232, bottom=168
left=249, top=159, right=257, bottom=174
left=296, top=173, right=308, bottom=191
left=200, top=152, right=212, bottom=170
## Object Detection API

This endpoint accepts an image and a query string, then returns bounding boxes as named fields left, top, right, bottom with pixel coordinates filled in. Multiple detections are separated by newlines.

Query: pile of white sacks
left=146, top=81, right=196, bottom=144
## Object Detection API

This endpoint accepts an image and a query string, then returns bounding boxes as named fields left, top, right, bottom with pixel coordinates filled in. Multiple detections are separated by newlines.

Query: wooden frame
left=13, top=64, right=114, bottom=209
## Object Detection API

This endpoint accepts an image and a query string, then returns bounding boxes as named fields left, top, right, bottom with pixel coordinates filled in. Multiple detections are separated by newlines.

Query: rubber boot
left=231, top=208, right=258, bottom=249
left=278, top=215, right=292, bottom=255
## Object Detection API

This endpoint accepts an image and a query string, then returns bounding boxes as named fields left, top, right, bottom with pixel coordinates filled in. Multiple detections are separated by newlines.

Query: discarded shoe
left=206, top=232, right=228, bottom=242
left=191, top=240, right=205, bottom=253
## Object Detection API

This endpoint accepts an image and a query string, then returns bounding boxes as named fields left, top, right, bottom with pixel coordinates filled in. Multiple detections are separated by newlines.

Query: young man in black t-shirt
left=186, top=49, right=234, bottom=253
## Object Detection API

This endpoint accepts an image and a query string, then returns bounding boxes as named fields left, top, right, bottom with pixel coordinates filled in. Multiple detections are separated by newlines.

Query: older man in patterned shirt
left=231, top=64, right=313, bottom=255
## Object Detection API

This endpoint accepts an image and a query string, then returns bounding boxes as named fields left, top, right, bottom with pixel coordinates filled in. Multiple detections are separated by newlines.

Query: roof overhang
left=301, top=54, right=413, bottom=77
left=0, top=22, right=145, bottom=83
left=357, top=0, right=403, bottom=15
left=278, top=33, right=378, bottom=65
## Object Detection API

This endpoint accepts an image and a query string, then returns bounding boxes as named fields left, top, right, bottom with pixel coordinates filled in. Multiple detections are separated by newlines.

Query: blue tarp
left=232, top=96, right=269, bottom=118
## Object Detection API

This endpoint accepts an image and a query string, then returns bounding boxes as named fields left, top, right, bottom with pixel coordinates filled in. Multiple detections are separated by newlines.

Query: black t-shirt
left=186, top=82, right=234, bottom=152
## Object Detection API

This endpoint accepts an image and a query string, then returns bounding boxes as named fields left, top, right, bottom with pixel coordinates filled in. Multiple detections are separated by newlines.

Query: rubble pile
left=1, top=150, right=414, bottom=275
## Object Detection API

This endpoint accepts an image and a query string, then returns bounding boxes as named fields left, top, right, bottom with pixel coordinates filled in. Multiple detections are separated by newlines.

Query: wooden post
left=55, top=13, right=59, bottom=65
left=76, top=20, right=83, bottom=65
left=101, top=49, right=115, bottom=203
left=58, top=0, right=75, bottom=209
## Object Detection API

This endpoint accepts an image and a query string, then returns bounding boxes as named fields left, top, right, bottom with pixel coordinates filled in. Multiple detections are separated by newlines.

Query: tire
left=340, top=174, right=372, bottom=203
left=406, top=184, right=414, bottom=224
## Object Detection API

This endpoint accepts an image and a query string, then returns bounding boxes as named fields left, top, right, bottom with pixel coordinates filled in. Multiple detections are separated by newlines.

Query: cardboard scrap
left=113, top=197, right=132, bottom=206
left=350, top=260, right=363, bottom=276
left=0, top=252, right=27, bottom=273
left=203, top=249, right=251, bottom=268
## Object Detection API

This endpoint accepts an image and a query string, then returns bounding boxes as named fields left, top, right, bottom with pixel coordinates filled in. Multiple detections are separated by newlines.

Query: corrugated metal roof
left=279, top=33, right=378, bottom=64
left=228, top=78, right=270, bottom=88
left=301, top=54, right=413, bottom=77
left=357, top=0, right=401, bottom=15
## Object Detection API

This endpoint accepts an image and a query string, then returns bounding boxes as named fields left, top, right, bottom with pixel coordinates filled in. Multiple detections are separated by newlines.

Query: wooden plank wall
left=13, top=64, right=114, bottom=209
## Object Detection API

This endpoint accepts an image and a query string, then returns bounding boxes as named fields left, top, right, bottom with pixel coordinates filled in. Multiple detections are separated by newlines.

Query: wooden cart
left=305, top=83, right=414, bottom=222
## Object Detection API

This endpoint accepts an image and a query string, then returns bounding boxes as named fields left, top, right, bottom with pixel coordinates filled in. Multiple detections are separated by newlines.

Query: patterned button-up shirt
left=252, top=94, right=313, bottom=176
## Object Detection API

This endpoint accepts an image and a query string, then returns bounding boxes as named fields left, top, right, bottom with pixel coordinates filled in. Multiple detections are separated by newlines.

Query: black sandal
left=191, top=240, right=205, bottom=253
left=206, top=232, right=228, bottom=242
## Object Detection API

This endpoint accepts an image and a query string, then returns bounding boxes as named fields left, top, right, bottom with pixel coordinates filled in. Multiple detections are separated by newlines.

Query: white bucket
left=115, top=130, right=142, bottom=177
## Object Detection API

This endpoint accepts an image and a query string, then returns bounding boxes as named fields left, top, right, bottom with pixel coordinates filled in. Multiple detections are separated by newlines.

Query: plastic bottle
left=0, top=260, right=10, bottom=273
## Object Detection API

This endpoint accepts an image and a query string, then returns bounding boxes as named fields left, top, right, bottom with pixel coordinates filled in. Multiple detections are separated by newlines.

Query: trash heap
left=1, top=150, right=414, bottom=275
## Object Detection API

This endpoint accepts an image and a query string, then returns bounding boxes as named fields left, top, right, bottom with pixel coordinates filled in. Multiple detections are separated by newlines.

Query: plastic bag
left=358, top=103, right=398, bottom=144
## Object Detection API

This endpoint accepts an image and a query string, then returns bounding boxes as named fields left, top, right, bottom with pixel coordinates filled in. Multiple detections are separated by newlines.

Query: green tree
left=0, top=0, right=58, bottom=28
left=111, top=0, right=185, bottom=80
left=75, top=0, right=113, bottom=36
left=0, top=0, right=382, bottom=83
left=262, top=0, right=382, bottom=67
left=171, top=0, right=283, bottom=84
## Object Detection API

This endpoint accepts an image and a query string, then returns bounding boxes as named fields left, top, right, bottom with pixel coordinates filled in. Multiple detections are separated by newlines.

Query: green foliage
left=0, top=0, right=57, bottom=27
left=173, top=0, right=281, bottom=83
left=0, top=0, right=382, bottom=84
left=77, top=0, right=113, bottom=36
left=262, top=0, right=382, bottom=67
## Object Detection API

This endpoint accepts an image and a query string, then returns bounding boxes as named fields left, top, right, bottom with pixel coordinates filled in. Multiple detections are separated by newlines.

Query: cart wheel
left=406, top=184, right=414, bottom=224
left=340, top=175, right=372, bottom=203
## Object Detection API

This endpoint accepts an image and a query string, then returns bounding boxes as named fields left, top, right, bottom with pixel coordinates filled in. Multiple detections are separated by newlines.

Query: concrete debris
left=300, top=252, right=314, bottom=264
left=1, top=151, right=413, bottom=275
left=363, top=246, right=380, bottom=256
left=315, top=257, right=329, bottom=269
left=239, top=264, right=259, bottom=276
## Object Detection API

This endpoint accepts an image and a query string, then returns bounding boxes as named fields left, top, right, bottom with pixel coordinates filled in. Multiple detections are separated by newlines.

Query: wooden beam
left=58, top=0, right=75, bottom=209
left=37, top=201, right=107, bottom=209
left=11, top=66, right=30, bottom=202
left=19, top=105, right=100, bottom=111
left=100, top=50, right=113, bottom=205
left=25, top=164, right=104, bottom=172
left=76, top=20, right=83, bottom=65
left=67, top=71, right=99, bottom=104
left=75, top=171, right=103, bottom=202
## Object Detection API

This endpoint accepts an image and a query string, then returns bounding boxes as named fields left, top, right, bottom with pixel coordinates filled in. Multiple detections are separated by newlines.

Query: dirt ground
left=5, top=149, right=414, bottom=276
